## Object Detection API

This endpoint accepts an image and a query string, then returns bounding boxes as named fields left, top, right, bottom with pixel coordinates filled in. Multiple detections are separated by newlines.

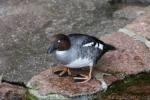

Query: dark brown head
left=47, top=34, right=71, bottom=53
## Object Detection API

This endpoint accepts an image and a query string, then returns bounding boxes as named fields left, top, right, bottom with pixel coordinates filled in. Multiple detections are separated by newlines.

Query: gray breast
left=55, top=48, right=77, bottom=65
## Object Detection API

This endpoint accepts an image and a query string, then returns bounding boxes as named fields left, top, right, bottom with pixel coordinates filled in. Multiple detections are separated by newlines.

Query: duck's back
left=68, top=34, right=105, bottom=47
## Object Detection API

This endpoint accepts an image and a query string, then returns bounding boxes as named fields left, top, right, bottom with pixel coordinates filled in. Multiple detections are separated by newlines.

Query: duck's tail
left=104, top=43, right=116, bottom=52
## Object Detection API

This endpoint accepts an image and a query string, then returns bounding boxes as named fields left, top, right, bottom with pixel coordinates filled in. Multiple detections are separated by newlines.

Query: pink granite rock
left=97, top=32, right=150, bottom=75
left=27, top=63, right=121, bottom=99
left=125, top=13, right=150, bottom=39
left=0, top=82, right=26, bottom=100
left=27, top=66, right=103, bottom=98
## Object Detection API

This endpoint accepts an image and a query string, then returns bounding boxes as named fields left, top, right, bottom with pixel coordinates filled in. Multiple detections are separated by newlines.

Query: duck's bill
left=47, top=44, right=57, bottom=53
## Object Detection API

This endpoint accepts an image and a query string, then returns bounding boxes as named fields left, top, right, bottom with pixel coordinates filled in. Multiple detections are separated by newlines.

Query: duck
left=47, top=33, right=116, bottom=83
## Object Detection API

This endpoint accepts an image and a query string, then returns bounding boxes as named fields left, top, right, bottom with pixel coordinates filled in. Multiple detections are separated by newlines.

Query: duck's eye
left=57, top=40, right=61, bottom=43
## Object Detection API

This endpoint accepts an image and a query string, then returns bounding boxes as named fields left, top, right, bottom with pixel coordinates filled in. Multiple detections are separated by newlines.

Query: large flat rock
left=97, top=32, right=150, bottom=75
left=27, top=65, right=119, bottom=99
left=27, top=66, right=101, bottom=98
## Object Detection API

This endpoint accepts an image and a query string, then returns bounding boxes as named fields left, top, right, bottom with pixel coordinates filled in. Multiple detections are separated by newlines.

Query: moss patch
left=101, top=72, right=150, bottom=99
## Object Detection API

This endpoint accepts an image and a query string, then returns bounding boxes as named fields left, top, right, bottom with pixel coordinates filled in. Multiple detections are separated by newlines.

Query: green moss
left=26, top=90, right=38, bottom=100
left=101, top=72, right=150, bottom=99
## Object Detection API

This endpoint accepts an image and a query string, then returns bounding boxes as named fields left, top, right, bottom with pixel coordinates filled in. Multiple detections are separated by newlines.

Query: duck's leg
left=54, top=67, right=71, bottom=77
left=74, top=66, right=93, bottom=83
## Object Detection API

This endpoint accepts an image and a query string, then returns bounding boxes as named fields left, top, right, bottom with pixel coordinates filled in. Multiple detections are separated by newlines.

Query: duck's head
left=47, top=34, right=71, bottom=53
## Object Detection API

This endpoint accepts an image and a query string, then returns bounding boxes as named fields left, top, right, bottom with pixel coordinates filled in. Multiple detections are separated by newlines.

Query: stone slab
left=27, top=66, right=101, bottom=98
left=97, top=32, right=150, bottom=75
left=27, top=65, right=120, bottom=99
left=0, top=82, right=26, bottom=100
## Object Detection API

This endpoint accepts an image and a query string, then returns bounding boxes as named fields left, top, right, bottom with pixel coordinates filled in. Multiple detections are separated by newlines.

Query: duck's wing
left=68, top=33, right=105, bottom=50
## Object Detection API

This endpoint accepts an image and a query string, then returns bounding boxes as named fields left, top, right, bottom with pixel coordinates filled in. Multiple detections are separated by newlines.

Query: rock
left=109, top=0, right=150, bottom=5
left=125, top=12, right=150, bottom=39
left=27, top=66, right=119, bottom=99
left=118, top=10, right=150, bottom=48
left=125, top=0, right=150, bottom=4
left=0, top=82, right=27, bottom=100
left=127, top=83, right=150, bottom=94
left=102, top=73, right=150, bottom=100
left=104, top=92, right=150, bottom=100
left=97, top=32, right=150, bottom=75
left=113, top=6, right=146, bottom=20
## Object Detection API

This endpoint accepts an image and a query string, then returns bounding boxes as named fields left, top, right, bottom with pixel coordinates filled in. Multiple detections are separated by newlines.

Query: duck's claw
left=74, top=66, right=93, bottom=83
left=74, top=74, right=91, bottom=83
left=54, top=67, right=71, bottom=77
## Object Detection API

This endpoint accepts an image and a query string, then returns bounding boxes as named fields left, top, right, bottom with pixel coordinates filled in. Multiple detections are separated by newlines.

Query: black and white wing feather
left=82, top=40, right=104, bottom=50
left=68, top=33, right=116, bottom=51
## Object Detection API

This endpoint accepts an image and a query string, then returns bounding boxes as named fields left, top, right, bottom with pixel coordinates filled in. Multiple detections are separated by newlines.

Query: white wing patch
left=83, top=42, right=94, bottom=47
left=98, top=43, right=103, bottom=50
left=83, top=42, right=103, bottom=50
left=95, top=43, right=99, bottom=48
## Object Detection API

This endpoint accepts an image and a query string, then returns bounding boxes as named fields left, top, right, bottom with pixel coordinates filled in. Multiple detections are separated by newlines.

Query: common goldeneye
left=47, top=33, right=116, bottom=83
